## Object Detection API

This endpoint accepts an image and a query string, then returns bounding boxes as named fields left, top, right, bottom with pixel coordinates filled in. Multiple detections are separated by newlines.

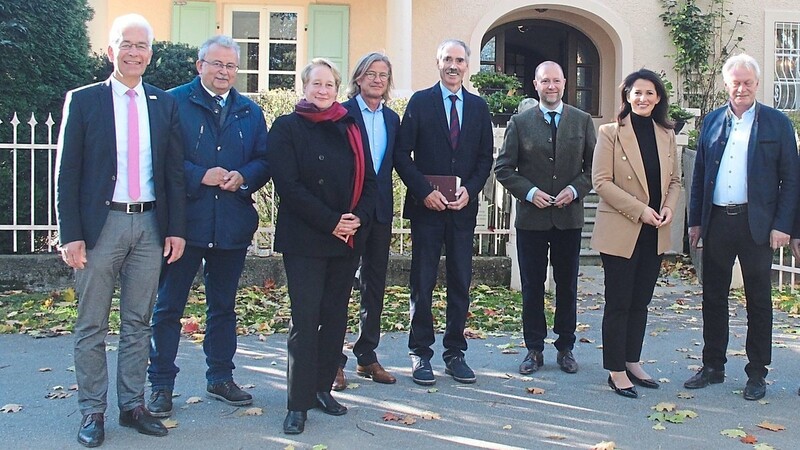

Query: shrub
left=0, top=0, right=95, bottom=253
left=469, top=71, right=522, bottom=94
left=485, top=92, right=524, bottom=114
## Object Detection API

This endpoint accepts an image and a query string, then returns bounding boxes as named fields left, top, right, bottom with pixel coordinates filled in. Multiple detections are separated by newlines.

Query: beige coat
left=590, top=115, right=681, bottom=258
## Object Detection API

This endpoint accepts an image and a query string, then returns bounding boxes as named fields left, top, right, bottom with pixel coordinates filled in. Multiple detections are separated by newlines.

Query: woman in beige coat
left=591, top=69, right=681, bottom=398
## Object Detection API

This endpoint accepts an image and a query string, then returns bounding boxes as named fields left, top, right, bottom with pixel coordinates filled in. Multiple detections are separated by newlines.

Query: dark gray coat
left=495, top=104, right=596, bottom=231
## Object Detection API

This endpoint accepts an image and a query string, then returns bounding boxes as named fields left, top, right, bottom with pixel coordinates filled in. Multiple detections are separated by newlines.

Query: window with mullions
left=775, top=22, right=800, bottom=110
left=229, top=8, right=301, bottom=94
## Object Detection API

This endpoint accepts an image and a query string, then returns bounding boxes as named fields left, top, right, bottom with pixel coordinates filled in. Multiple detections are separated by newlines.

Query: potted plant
left=485, top=92, right=524, bottom=126
left=660, top=72, right=694, bottom=132
left=469, top=71, right=522, bottom=96
left=470, top=71, right=524, bottom=126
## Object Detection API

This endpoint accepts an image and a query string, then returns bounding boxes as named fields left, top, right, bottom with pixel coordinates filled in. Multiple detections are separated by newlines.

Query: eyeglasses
left=201, top=60, right=240, bottom=73
left=364, top=71, right=390, bottom=81
left=118, top=42, right=150, bottom=51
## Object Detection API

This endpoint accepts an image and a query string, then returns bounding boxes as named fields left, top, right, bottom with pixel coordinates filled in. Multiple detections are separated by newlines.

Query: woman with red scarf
left=268, top=58, right=376, bottom=434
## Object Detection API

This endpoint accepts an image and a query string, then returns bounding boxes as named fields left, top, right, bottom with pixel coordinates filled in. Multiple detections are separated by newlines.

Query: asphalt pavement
left=1, top=266, right=799, bottom=449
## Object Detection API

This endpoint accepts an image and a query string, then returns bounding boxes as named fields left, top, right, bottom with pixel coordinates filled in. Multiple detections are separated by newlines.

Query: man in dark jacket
left=686, top=53, right=799, bottom=401
left=147, top=35, right=270, bottom=417
left=333, top=52, right=401, bottom=390
left=394, top=40, right=493, bottom=385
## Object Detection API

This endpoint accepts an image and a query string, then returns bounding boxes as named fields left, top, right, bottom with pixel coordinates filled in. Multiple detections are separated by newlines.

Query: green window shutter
left=307, top=5, right=350, bottom=89
left=172, top=2, right=217, bottom=47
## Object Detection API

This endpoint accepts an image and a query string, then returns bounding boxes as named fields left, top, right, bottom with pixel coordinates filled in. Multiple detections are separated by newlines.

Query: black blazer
left=55, top=78, right=186, bottom=249
left=394, top=83, right=494, bottom=224
left=268, top=111, right=377, bottom=257
left=689, top=102, right=799, bottom=245
left=342, top=98, right=400, bottom=225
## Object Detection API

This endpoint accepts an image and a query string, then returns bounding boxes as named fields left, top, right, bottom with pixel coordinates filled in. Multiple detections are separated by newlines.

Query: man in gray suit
left=495, top=61, right=595, bottom=376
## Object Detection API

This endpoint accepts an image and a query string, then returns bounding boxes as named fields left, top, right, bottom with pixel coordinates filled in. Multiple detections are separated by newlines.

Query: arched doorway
left=479, top=19, right=600, bottom=116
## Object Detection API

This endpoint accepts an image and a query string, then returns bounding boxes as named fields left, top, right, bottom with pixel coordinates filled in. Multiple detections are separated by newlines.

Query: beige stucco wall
left=410, top=0, right=790, bottom=124
left=95, top=0, right=172, bottom=47
left=90, top=0, right=387, bottom=78
left=88, top=0, right=798, bottom=113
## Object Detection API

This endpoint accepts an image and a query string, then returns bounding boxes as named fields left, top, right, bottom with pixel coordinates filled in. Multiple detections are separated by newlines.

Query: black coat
left=394, top=83, right=494, bottom=225
left=268, top=111, right=377, bottom=257
left=55, top=78, right=186, bottom=248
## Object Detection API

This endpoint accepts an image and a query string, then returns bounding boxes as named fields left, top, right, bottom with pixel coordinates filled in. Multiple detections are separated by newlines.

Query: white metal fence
left=5, top=110, right=796, bottom=284
left=0, top=112, right=59, bottom=253
left=1, top=112, right=513, bottom=257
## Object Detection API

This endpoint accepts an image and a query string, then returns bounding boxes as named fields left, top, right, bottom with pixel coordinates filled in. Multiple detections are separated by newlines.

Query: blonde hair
left=301, top=58, right=342, bottom=91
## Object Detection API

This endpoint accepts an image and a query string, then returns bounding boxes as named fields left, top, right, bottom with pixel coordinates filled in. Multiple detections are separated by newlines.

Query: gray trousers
left=74, top=210, right=163, bottom=415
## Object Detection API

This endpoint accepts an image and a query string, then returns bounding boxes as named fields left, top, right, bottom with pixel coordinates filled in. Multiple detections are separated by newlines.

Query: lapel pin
left=149, top=95, right=158, bottom=100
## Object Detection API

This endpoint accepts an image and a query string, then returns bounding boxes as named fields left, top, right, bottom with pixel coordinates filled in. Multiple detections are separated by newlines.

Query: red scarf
left=295, top=99, right=365, bottom=248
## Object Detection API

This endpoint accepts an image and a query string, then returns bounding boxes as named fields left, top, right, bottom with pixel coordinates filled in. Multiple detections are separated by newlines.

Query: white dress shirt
left=109, top=76, right=155, bottom=202
left=713, top=103, right=755, bottom=206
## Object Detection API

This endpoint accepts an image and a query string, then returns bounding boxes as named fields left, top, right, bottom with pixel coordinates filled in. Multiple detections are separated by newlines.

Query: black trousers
left=340, top=220, right=392, bottom=368
left=516, top=227, right=581, bottom=352
left=600, top=226, right=662, bottom=371
left=284, top=253, right=359, bottom=411
left=407, top=213, right=474, bottom=362
left=701, top=206, right=773, bottom=379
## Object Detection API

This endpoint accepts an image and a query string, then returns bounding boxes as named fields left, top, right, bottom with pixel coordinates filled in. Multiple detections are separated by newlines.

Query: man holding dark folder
left=394, top=39, right=493, bottom=385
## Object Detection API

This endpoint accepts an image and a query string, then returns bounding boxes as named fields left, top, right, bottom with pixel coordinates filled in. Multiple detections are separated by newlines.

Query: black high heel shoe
left=608, top=375, right=638, bottom=398
left=626, top=370, right=660, bottom=389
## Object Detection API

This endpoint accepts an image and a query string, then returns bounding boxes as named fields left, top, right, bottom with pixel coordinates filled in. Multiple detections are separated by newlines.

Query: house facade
left=86, top=0, right=800, bottom=124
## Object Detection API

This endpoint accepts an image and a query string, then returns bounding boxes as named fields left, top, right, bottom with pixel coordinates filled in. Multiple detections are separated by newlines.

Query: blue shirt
left=440, top=81, right=463, bottom=129
left=539, top=102, right=564, bottom=127
left=356, top=94, right=388, bottom=174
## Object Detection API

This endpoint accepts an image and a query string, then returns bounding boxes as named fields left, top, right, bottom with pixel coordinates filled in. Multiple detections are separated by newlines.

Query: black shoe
left=207, top=380, right=253, bottom=406
left=119, top=405, right=168, bottom=436
left=557, top=350, right=578, bottom=373
left=147, top=388, right=173, bottom=418
left=519, top=350, right=543, bottom=375
left=315, top=392, right=347, bottom=416
left=411, top=356, right=435, bottom=386
left=683, top=367, right=725, bottom=389
left=283, top=410, right=306, bottom=434
left=743, top=377, right=766, bottom=401
left=445, top=356, right=476, bottom=384
left=77, top=413, right=105, bottom=447
left=608, top=375, right=638, bottom=399
left=626, top=370, right=660, bottom=389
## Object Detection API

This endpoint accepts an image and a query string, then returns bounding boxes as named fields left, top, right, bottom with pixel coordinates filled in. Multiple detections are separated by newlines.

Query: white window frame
left=765, top=11, right=800, bottom=110
left=224, top=5, right=306, bottom=94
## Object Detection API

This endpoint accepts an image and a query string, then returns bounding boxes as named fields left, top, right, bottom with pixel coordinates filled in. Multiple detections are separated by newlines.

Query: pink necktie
left=126, top=89, right=140, bottom=201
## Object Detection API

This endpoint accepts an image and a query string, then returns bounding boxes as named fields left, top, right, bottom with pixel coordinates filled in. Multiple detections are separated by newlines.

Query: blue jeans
left=148, top=245, right=247, bottom=389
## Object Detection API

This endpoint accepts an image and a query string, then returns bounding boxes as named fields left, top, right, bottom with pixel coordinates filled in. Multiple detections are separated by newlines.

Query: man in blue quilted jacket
left=147, top=35, right=270, bottom=417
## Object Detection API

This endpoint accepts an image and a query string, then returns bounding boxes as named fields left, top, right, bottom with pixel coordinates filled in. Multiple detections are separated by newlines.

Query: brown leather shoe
left=357, top=362, right=397, bottom=384
left=332, top=366, right=347, bottom=391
